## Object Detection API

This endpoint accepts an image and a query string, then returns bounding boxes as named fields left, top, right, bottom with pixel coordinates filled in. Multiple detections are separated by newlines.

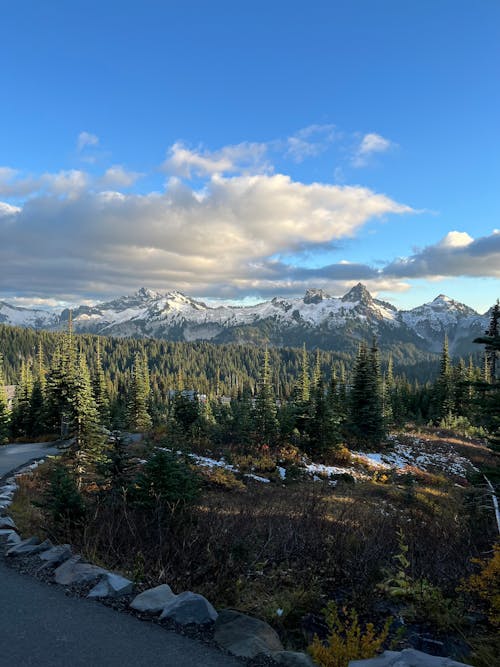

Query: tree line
left=0, top=301, right=498, bottom=456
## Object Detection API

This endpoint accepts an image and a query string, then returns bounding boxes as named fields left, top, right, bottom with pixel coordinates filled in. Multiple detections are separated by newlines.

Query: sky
left=0, top=0, right=499, bottom=313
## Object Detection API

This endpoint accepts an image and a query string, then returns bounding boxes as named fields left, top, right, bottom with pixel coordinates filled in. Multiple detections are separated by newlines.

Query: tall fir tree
left=254, top=348, right=278, bottom=444
left=93, top=337, right=110, bottom=427
left=432, top=336, right=455, bottom=422
left=347, top=340, right=386, bottom=447
left=11, top=359, right=33, bottom=438
left=128, top=350, right=152, bottom=431
left=474, top=310, right=500, bottom=450
left=0, top=353, right=10, bottom=444
left=72, top=353, right=106, bottom=487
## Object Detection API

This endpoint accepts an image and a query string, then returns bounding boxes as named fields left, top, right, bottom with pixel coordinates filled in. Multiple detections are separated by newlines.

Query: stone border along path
left=0, top=446, right=314, bottom=667
left=0, top=444, right=472, bottom=667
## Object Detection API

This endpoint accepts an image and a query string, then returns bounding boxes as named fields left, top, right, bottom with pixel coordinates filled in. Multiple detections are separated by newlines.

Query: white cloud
left=77, top=131, right=99, bottom=151
left=0, top=172, right=413, bottom=299
left=99, top=166, right=143, bottom=188
left=352, top=132, right=394, bottom=167
left=163, top=141, right=269, bottom=178
left=438, top=230, right=474, bottom=248
left=0, top=201, right=21, bottom=217
left=285, top=124, right=336, bottom=162
left=43, top=170, right=89, bottom=196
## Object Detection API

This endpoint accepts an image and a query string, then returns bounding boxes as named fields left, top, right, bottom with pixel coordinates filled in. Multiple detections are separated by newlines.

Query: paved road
left=0, top=442, right=60, bottom=478
left=0, top=444, right=240, bottom=667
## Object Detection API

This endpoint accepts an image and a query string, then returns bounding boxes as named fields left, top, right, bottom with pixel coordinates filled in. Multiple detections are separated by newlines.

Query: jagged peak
left=342, top=283, right=372, bottom=304
left=136, top=287, right=162, bottom=300
left=303, top=288, right=330, bottom=305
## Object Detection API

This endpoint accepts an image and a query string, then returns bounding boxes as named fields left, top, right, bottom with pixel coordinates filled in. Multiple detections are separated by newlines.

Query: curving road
left=0, top=443, right=240, bottom=666
left=0, top=442, right=61, bottom=478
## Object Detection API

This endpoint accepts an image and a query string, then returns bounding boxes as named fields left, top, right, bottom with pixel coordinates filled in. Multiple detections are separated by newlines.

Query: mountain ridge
left=0, top=283, right=490, bottom=357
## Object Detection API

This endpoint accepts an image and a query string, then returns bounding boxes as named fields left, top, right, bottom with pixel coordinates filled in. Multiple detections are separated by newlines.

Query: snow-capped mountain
left=0, top=301, right=59, bottom=329
left=0, top=284, right=491, bottom=356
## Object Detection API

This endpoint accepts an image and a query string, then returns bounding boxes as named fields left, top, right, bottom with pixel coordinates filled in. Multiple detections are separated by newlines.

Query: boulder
left=273, top=650, right=316, bottom=666
left=39, top=544, right=72, bottom=567
left=0, top=528, right=18, bottom=539
left=349, top=649, right=472, bottom=667
left=54, top=556, right=106, bottom=586
left=130, top=584, right=177, bottom=613
left=6, top=531, right=21, bottom=546
left=160, top=591, right=218, bottom=625
left=88, top=573, right=134, bottom=598
left=214, top=609, right=284, bottom=658
left=0, top=516, right=16, bottom=530
left=7, top=537, right=52, bottom=556
left=0, top=528, right=21, bottom=546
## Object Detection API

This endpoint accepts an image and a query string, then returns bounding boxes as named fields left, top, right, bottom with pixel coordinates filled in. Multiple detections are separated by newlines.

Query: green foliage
left=308, top=602, right=391, bottom=667
left=127, top=350, right=152, bottom=431
left=347, top=340, right=386, bottom=447
left=378, top=528, right=463, bottom=631
left=0, top=353, right=10, bottom=444
left=254, top=348, right=279, bottom=444
left=42, top=463, right=86, bottom=526
left=131, top=449, right=201, bottom=509
left=465, top=543, right=500, bottom=628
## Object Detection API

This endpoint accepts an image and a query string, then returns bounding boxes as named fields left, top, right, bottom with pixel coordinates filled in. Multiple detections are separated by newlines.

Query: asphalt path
left=0, top=442, right=60, bottom=478
left=0, top=443, right=240, bottom=667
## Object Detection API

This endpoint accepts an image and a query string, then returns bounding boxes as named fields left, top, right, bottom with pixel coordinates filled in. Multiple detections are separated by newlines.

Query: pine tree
left=11, top=359, right=33, bottom=438
left=432, top=336, right=455, bottom=422
left=29, top=341, right=46, bottom=436
left=294, top=343, right=310, bottom=404
left=0, top=353, right=10, bottom=444
left=254, top=348, right=278, bottom=444
left=93, top=337, right=110, bottom=427
left=305, top=374, right=341, bottom=456
left=474, top=314, right=500, bottom=450
left=231, top=384, right=254, bottom=449
left=128, top=350, right=152, bottom=431
left=347, top=340, right=386, bottom=447
left=72, top=353, right=106, bottom=487
left=484, top=300, right=499, bottom=379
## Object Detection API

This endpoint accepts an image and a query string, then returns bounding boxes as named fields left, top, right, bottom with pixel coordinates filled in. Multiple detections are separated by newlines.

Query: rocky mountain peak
left=136, top=287, right=162, bottom=300
left=303, top=288, right=329, bottom=305
left=342, top=283, right=373, bottom=305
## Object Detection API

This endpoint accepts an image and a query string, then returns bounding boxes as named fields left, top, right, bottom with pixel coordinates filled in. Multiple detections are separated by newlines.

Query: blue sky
left=0, top=0, right=498, bottom=311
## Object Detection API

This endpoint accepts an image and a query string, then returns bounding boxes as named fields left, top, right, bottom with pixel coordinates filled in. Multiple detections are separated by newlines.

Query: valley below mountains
left=0, top=284, right=490, bottom=358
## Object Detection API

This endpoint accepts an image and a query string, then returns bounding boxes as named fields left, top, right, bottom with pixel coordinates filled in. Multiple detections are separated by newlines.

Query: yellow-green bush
left=308, top=602, right=390, bottom=667
left=465, top=543, right=500, bottom=628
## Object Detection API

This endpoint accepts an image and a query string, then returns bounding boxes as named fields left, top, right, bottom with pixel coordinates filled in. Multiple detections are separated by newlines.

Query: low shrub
left=308, top=602, right=391, bottom=667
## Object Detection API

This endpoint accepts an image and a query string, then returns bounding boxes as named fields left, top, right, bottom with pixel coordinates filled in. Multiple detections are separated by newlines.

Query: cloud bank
left=0, top=160, right=413, bottom=299
left=1, top=130, right=493, bottom=305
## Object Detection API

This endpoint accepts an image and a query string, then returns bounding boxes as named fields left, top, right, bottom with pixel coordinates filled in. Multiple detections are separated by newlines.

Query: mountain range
left=0, top=284, right=491, bottom=359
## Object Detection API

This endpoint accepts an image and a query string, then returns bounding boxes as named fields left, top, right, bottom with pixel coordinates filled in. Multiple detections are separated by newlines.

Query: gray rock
left=273, top=650, right=315, bottom=666
left=39, top=544, right=72, bottom=566
left=0, top=528, right=20, bottom=545
left=88, top=573, right=134, bottom=598
left=214, top=609, right=284, bottom=658
left=7, top=537, right=52, bottom=556
left=0, top=516, right=16, bottom=530
left=160, top=591, right=218, bottom=625
left=130, top=584, right=177, bottom=613
left=348, top=649, right=472, bottom=667
left=54, top=556, right=107, bottom=585
left=0, top=484, right=17, bottom=494
left=7, top=532, right=21, bottom=546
